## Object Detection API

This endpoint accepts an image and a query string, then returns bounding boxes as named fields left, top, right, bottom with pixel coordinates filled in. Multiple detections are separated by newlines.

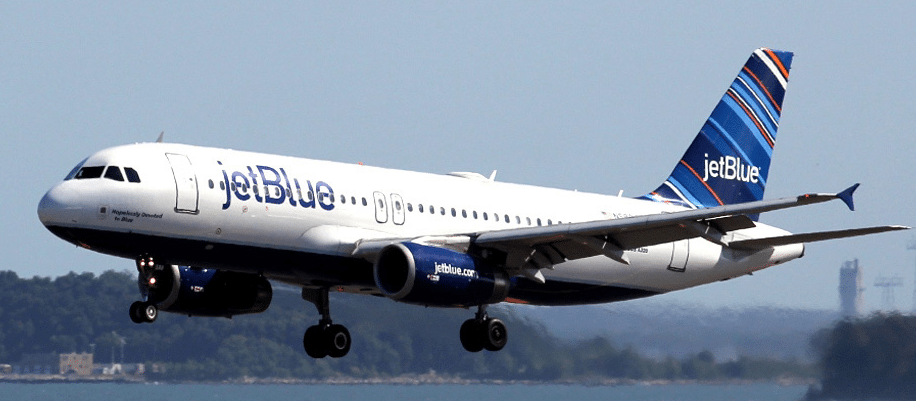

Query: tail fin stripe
left=707, top=98, right=774, bottom=165
left=741, top=66, right=782, bottom=114
left=745, top=54, right=788, bottom=107
left=733, top=75, right=779, bottom=136
left=677, top=160, right=725, bottom=205
left=761, top=48, right=790, bottom=82
left=662, top=178, right=703, bottom=208
left=754, top=49, right=789, bottom=89
left=726, top=89, right=774, bottom=148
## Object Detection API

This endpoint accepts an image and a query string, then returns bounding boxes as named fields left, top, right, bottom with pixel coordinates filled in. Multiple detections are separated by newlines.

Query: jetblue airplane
left=38, top=48, right=907, bottom=358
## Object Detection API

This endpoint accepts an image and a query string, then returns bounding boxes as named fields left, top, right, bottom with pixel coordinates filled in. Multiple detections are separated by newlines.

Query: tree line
left=0, top=270, right=813, bottom=382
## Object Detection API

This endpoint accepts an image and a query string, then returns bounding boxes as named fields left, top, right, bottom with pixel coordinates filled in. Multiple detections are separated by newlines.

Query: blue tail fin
left=642, top=48, right=793, bottom=215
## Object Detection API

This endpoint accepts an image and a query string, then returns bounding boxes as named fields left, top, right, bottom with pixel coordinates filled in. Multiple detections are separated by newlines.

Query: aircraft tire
left=303, top=325, right=328, bottom=359
left=459, top=319, right=484, bottom=352
left=129, top=301, right=145, bottom=324
left=142, top=302, right=158, bottom=323
left=326, top=324, right=351, bottom=358
left=482, top=318, right=507, bottom=351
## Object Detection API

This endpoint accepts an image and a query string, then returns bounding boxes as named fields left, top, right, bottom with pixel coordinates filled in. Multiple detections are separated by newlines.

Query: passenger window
left=537, top=218, right=542, bottom=226
left=75, top=166, right=105, bottom=179
left=351, top=196, right=356, bottom=204
left=253, top=185, right=259, bottom=196
left=220, top=181, right=225, bottom=190
left=504, top=215, right=510, bottom=223
left=526, top=217, right=531, bottom=225
left=473, top=211, right=478, bottom=219
left=275, top=187, right=281, bottom=197
left=362, top=197, right=368, bottom=206
left=395, top=201, right=402, bottom=211
left=104, top=166, right=124, bottom=181
left=451, top=208, right=456, bottom=217
left=483, top=212, right=488, bottom=221
left=440, top=207, right=445, bottom=215
left=547, top=219, right=553, bottom=225
left=418, top=204, right=424, bottom=213
left=341, top=196, right=347, bottom=204
left=516, top=216, right=521, bottom=224
left=462, top=209, right=467, bottom=218
left=407, top=203, right=413, bottom=212
left=208, top=179, right=214, bottom=189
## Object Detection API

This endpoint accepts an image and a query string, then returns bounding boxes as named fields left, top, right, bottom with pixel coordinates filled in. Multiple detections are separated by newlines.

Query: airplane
left=38, top=48, right=907, bottom=359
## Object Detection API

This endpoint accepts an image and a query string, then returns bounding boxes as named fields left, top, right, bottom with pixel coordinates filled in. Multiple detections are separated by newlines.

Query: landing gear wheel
left=303, top=325, right=328, bottom=359
left=129, top=301, right=145, bottom=324
left=303, top=324, right=352, bottom=359
left=482, top=318, right=507, bottom=351
left=326, top=324, right=351, bottom=358
left=142, top=302, right=158, bottom=323
left=460, top=319, right=484, bottom=352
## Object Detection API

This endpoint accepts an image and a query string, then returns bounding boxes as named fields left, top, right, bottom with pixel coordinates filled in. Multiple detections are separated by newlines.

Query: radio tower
left=875, top=276, right=904, bottom=311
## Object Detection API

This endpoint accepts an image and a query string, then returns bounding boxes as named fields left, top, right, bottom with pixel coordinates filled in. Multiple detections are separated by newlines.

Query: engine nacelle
left=373, top=242, right=509, bottom=307
left=143, top=265, right=272, bottom=318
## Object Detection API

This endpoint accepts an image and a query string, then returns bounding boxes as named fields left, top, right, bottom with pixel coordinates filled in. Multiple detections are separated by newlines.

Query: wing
left=353, top=184, right=908, bottom=282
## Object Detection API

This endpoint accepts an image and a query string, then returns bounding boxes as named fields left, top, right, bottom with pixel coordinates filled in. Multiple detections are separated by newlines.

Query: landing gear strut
left=130, top=255, right=159, bottom=324
left=301, top=288, right=351, bottom=358
left=460, top=305, right=508, bottom=352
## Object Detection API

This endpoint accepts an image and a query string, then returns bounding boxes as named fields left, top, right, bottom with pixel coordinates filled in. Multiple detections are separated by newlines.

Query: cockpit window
left=124, top=167, right=141, bottom=183
left=74, top=166, right=105, bottom=180
left=64, top=158, right=89, bottom=180
left=104, top=166, right=124, bottom=181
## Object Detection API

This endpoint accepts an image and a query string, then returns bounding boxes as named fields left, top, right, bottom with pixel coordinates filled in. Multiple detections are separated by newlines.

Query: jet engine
left=373, top=242, right=509, bottom=307
left=136, top=265, right=272, bottom=319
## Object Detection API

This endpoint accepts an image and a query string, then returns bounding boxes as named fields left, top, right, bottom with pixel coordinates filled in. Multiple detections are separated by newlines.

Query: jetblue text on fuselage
left=702, top=153, right=760, bottom=183
left=219, top=162, right=335, bottom=211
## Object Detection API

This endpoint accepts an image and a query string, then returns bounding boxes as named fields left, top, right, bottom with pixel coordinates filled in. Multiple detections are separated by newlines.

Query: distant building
left=59, top=353, right=93, bottom=376
left=839, top=259, right=864, bottom=317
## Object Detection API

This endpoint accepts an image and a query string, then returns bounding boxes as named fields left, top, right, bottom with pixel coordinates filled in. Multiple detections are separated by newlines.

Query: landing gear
left=460, top=305, right=508, bottom=352
left=301, top=288, right=352, bottom=358
left=129, top=255, right=160, bottom=324
left=129, top=301, right=158, bottom=323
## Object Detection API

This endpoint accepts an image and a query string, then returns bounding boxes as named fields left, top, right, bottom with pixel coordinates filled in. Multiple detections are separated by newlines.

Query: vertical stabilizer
left=642, top=48, right=793, bottom=217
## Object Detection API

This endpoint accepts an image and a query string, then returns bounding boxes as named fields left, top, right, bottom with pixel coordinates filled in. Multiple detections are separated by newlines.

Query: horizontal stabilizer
left=728, top=225, right=909, bottom=250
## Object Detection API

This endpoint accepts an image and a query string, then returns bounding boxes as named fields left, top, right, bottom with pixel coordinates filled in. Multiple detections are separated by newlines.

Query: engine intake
left=373, top=242, right=509, bottom=307
left=144, top=265, right=272, bottom=318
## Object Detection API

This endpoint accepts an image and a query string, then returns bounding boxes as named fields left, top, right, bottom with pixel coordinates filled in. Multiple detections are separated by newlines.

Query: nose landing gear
left=129, top=255, right=160, bottom=324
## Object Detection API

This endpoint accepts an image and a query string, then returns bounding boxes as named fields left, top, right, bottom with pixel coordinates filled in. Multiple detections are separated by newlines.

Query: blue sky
left=3, top=2, right=914, bottom=312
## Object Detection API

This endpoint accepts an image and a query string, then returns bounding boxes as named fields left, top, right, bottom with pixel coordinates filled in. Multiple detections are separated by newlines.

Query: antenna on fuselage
left=156, top=132, right=164, bottom=143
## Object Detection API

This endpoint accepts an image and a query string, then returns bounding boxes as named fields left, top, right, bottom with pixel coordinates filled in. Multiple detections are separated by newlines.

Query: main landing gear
left=460, top=305, right=508, bottom=353
left=130, top=255, right=159, bottom=324
left=301, top=288, right=352, bottom=359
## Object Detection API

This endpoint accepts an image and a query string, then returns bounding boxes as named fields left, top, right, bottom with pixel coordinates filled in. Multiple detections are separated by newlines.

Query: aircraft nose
left=37, top=183, right=77, bottom=226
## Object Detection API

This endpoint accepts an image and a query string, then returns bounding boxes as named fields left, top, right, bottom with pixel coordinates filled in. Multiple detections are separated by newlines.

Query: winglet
left=837, top=183, right=860, bottom=211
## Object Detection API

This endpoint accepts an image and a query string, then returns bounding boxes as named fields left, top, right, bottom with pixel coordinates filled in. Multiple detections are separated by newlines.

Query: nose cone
left=38, top=183, right=77, bottom=227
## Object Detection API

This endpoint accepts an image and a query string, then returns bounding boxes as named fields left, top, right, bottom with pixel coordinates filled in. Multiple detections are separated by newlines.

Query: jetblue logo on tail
left=702, top=154, right=760, bottom=183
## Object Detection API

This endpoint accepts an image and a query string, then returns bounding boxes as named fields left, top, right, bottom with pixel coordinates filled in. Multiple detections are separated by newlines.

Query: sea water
left=0, top=383, right=808, bottom=401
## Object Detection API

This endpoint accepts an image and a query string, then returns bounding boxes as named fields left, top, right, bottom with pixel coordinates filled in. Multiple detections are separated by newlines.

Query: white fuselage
left=38, top=142, right=804, bottom=305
